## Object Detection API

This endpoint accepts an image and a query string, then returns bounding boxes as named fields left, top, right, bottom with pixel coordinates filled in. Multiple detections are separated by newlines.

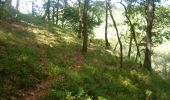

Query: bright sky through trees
left=12, top=0, right=170, bottom=14
left=12, top=0, right=122, bottom=14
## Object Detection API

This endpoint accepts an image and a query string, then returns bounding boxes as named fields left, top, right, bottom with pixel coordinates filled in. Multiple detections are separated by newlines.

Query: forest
left=0, top=0, right=170, bottom=99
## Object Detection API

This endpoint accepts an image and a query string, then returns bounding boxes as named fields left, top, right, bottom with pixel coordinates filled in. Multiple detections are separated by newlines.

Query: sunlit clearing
left=31, top=28, right=58, bottom=47
left=63, top=36, right=75, bottom=43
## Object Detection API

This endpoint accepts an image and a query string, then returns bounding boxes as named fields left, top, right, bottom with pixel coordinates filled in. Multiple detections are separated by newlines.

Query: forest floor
left=0, top=19, right=170, bottom=100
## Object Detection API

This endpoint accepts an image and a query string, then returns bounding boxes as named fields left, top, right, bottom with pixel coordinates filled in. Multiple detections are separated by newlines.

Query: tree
left=6, top=0, right=12, bottom=8
left=56, top=0, right=59, bottom=25
left=47, top=0, right=51, bottom=21
left=144, top=0, right=155, bottom=71
left=78, top=0, right=83, bottom=38
left=119, top=1, right=141, bottom=65
left=16, top=0, right=20, bottom=11
left=82, top=0, right=90, bottom=53
left=32, top=0, right=35, bottom=16
left=108, top=1, right=123, bottom=67
left=105, top=0, right=110, bottom=48
left=64, top=0, right=68, bottom=7
left=52, top=6, right=55, bottom=23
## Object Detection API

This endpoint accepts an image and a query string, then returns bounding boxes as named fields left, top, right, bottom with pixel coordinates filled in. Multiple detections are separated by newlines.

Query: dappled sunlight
left=120, top=76, right=131, bottom=86
left=17, top=55, right=29, bottom=62
left=29, top=27, right=59, bottom=47
left=130, top=70, right=150, bottom=85
left=153, top=41, right=170, bottom=79
left=0, top=0, right=170, bottom=99
left=62, top=36, right=75, bottom=43
left=119, top=76, right=138, bottom=93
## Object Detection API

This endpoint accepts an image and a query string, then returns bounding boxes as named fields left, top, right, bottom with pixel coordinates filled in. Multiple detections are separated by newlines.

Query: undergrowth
left=0, top=18, right=170, bottom=100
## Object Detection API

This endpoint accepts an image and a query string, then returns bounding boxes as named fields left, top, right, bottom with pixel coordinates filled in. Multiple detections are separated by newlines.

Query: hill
left=0, top=19, right=170, bottom=100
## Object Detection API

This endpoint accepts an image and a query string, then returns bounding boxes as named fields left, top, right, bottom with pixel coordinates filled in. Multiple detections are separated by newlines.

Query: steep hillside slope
left=0, top=20, right=170, bottom=100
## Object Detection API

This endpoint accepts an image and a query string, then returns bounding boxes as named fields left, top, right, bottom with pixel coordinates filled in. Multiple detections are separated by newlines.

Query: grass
left=44, top=63, right=170, bottom=100
left=0, top=18, right=170, bottom=100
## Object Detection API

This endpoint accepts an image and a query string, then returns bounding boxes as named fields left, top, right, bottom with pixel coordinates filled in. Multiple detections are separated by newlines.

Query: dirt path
left=21, top=53, right=84, bottom=100
left=72, top=53, right=84, bottom=71
left=21, top=76, right=63, bottom=100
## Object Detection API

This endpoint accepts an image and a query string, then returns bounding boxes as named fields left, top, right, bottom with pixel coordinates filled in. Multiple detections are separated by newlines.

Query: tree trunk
left=47, top=0, right=50, bottom=21
left=144, top=0, right=155, bottom=71
left=78, top=0, right=82, bottom=38
left=128, top=32, right=133, bottom=58
left=82, top=0, right=90, bottom=53
left=32, top=0, right=35, bottom=16
left=56, top=0, right=59, bottom=25
left=120, top=2, right=142, bottom=65
left=16, top=0, right=20, bottom=11
left=64, top=0, right=68, bottom=7
left=52, top=6, right=55, bottom=23
left=105, top=0, right=110, bottom=48
left=108, top=2, right=123, bottom=67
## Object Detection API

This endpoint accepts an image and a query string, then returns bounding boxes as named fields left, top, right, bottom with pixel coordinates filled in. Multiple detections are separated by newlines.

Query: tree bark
left=52, top=6, right=55, bottom=23
left=64, top=0, right=68, bottom=7
left=78, top=0, right=83, bottom=38
left=128, top=32, right=133, bottom=58
left=144, top=0, right=155, bottom=71
left=108, top=2, right=123, bottom=67
left=82, top=0, right=90, bottom=53
left=119, top=2, right=141, bottom=65
left=56, top=0, right=59, bottom=25
left=32, top=0, right=35, bottom=16
left=47, top=0, right=51, bottom=21
left=16, top=0, right=20, bottom=11
left=105, top=0, right=110, bottom=48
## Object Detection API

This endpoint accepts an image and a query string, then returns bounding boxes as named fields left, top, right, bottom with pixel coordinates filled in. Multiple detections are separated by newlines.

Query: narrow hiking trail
left=21, top=53, right=85, bottom=100
left=2, top=11, right=103, bottom=100
left=20, top=43, right=98, bottom=100
left=21, top=76, right=64, bottom=100
left=0, top=21, right=101, bottom=100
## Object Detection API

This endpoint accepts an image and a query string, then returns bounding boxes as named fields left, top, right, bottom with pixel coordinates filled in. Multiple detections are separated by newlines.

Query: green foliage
left=62, top=7, right=79, bottom=31
left=61, top=1, right=104, bottom=34
left=16, top=13, right=48, bottom=26
left=152, top=6, right=170, bottom=45
left=0, top=23, right=47, bottom=99
left=0, top=3, right=9, bottom=19
left=0, top=5, right=170, bottom=99
left=43, top=38, right=170, bottom=100
left=45, top=62, right=170, bottom=100
left=0, top=42, right=46, bottom=98
left=87, top=1, right=104, bottom=31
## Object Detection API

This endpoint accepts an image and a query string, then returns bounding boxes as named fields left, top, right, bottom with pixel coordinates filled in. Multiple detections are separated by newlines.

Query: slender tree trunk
left=32, top=0, right=35, bottom=16
left=42, top=12, right=47, bottom=19
left=56, top=0, right=59, bottom=25
left=78, top=0, right=82, bottom=38
left=108, top=2, right=123, bottom=67
left=52, top=6, right=55, bottom=23
left=64, top=0, right=68, bottom=7
left=82, top=0, right=90, bottom=53
left=105, top=0, right=110, bottom=48
left=120, top=2, right=142, bottom=65
left=144, top=0, right=155, bottom=71
left=47, top=0, right=50, bottom=21
left=113, top=42, right=118, bottom=51
left=61, top=0, right=68, bottom=27
left=16, top=0, right=20, bottom=11
left=128, top=32, right=133, bottom=58
left=114, top=35, right=123, bottom=51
